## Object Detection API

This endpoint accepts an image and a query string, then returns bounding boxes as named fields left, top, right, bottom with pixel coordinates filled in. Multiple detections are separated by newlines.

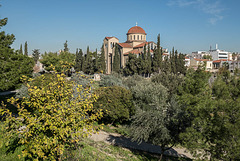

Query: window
left=131, top=35, right=132, bottom=40
left=134, top=35, right=135, bottom=40
left=137, top=35, right=139, bottom=40
left=141, top=35, right=142, bottom=40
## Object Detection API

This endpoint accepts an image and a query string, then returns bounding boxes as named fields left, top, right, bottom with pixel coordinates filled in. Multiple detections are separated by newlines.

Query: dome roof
left=127, top=26, right=146, bottom=35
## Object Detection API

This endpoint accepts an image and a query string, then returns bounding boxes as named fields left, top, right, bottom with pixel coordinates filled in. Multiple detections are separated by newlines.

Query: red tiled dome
left=127, top=26, right=146, bottom=35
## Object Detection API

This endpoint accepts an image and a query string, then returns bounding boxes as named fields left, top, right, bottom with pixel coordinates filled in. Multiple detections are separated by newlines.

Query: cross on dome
left=136, top=22, right=138, bottom=26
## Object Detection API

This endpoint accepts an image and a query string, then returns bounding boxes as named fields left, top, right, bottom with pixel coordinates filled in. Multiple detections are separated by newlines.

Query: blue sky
left=1, top=0, right=240, bottom=54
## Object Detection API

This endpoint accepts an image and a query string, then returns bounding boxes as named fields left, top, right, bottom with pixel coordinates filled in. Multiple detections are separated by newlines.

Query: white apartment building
left=191, top=51, right=210, bottom=59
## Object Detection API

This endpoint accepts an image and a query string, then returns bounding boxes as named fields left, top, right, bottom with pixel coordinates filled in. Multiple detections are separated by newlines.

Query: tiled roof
left=213, top=59, right=228, bottom=63
left=185, top=56, right=190, bottom=59
left=127, top=26, right=146, bottom=34
left=124, top=49, right=141, bottom=55
left=133, top=41, right=155, bottom=48
left=118, top=43, right=132, bottom=48
left=105, top=36, right=119, bottom=40
left=133, top=42, right=149, bottom=48
left=194, top=58, right=211, bottom=62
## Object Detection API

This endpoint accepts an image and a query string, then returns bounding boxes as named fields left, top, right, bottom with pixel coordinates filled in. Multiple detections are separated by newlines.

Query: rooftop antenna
left=136, top=22, right=138, bottom=26
left=210, top=45, right=212, bottom=51
left=216, top=44, right=218, bottom=50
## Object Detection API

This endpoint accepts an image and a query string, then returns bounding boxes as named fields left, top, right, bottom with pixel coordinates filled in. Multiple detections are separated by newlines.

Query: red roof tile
left=124, top=49, right=141, bottom=55
left=133, top=42, right=148, bottom=48
left=118, top=43, right=132, bottom=48
left=127, top=26, right=146, bottom=35
left=194, top=58, right=211, bottom=61
left=105, top=36, right=119, bottom=40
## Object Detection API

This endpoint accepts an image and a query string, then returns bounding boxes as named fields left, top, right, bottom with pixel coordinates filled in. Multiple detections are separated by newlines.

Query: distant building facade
left=103, top=25, right=167, bottom=74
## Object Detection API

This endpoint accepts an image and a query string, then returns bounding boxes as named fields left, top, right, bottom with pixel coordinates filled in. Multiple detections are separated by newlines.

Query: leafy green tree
left=202, top=54, right=212, bottom=60
left=0, top=17, right=34, bottom=91
left=19, top=44, right=23, bottom=54
left=24, top=41, right=28, bottom=56
left=123, top=53, right=138, bottom=76
left=151, top=72, right=183, bottom=96
left=64, top=40, right=69, bottom=52
left=180, top=75, right=240, bottom=160
left=113, top=45, right=120, bottom=73
left=0, top=71, right=103, bottom=160
left=40, top=52, right=75, bottom=73
left=32, top=49, right=40, bottom=64
left=130, top=80, right=185, bottom=160
left=94, top=86, right=134, bottom=124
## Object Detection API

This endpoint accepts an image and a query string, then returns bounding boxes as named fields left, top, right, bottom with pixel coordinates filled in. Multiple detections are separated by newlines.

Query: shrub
left=0, top=70, right=103, bottom=160
left=99, top=74, right=125, bottom=88
left=122, top=74, right=144, bottom=89
left=94, top=86, right=135, bottom=125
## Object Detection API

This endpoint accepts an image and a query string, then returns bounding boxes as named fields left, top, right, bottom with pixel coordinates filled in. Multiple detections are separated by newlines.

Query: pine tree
left=24, top=41, right=28, bottom=56
left=19, top=44, right=23, bottom=54
left=64, top=40, right=69, bottom=52
left=113, top=45, right=120, bottom=73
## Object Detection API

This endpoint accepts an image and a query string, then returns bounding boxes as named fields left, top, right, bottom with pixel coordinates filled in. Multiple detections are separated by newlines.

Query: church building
left=103, top=24, right=157, bottom=74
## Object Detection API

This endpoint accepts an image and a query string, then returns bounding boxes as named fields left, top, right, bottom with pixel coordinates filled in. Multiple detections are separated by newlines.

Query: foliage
left=99, top=74, right=124, bottom=88
left=152, top=34, right=162, bottom=73
left=32, top=49, right=40, bottom=64
left=94, top=86, right=135, bottom=124
left=122, top=74, right=144, bottom=89
left=202, top=54, right=212, bottom=60
left=151, top=72, right=183, bottom=96
left=24, top=41, right=28, bottom=56
left=130, top=80, right=185, bottom=159
left=0, top=18, right=34, bottom=91
left=19, top=44, right=23, bottom=55
left=75, top=48, right=83, bottom=72
left=0, top=70, right=103, bottom=160
left=63, top=40, right=69, bottom=52
left=113, top=45, right=120, bottom=73
left=98, top=44, right=106, bottom=74
left=180, top=75, right=240, bottom=160
left=40, top=51, right=75, bottom=73
left=123, top=53, right=142, bottom=76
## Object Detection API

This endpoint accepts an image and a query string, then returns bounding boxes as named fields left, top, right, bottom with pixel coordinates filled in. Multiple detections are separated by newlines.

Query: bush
left=0, top=71, right=103, bottom=160
left=94, top=86, right=135, bottom=124
left=122, top=74, right=144, bottom=89
left=99, top=74, right=125, bottom=88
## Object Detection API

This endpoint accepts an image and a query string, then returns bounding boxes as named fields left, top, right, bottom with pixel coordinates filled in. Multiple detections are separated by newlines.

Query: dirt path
left=90, top=131, right=193, bottom=159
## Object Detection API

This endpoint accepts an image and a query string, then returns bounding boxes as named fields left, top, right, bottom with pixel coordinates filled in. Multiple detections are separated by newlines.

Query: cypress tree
left=94, top=48, right=98, bottom=72
left=75, top=48, right=82, bottom=72
left=64, top=40, right=69, bottom=52
left=152, top=34, right=162, bottom=73
left=32, top=49, right=40, bottom=64
left=113, top=45, right=120, bottom=73
left=98, top=44, right=106, bottom=73
left=24, top=41, right=28, bottom=56
left=146, top=45, right=152, bottom=77
left=19, top=44, right=23, bottom=54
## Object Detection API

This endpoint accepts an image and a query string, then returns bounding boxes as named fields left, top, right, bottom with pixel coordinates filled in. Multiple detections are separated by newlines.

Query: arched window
left=131, top=35, right=132, bottom=40
left=137, top=35, right=139, bottom=40
left=134, top=35, right=135, bottom=40
left=141, top=35, right=142, bottom=40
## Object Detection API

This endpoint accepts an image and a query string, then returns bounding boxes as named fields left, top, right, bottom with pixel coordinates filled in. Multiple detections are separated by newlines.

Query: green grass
left=63, top=138, right=192, bottom=161
left=0, top=123, right=24, bottom=161
left=102, top=124, right=130, bottom=137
